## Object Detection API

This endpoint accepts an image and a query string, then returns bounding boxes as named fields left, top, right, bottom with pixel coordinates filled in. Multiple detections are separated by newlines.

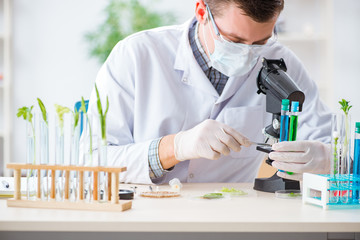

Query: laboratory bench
left=0, top=183, right=359, bottom=240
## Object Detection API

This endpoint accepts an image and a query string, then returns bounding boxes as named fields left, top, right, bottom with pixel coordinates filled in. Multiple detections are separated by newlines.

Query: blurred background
left=0, top=0, right=359, bottom=176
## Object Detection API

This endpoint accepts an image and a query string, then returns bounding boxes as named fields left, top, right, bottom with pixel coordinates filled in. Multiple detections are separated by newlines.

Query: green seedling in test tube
left=37, top=98, right=48, bottom=126
left=54, top=104, right=71, bottom=135
left=95, top=84, right=109, bottom=144
left=339, top=99, right=352, bottom=156
left=72, top=108, right=80, bottom=133
left=17, top=105, right=35, bottom=164
left=17, top=105, right=36, bottom=198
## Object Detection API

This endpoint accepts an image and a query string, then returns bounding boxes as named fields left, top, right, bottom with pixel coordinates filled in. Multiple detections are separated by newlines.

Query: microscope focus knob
left=272, top=118, right=280, bottom=130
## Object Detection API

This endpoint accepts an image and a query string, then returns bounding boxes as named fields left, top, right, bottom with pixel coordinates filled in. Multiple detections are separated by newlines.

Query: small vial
left=280, top=99, right=290, bottom=142
left=353, top=122, right=360, bottom=202
left=289, top=101, right=299, bottom=141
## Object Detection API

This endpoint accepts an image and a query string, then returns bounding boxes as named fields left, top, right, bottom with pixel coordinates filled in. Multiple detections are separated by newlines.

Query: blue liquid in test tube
left=353, top=122, right=360, bottom=202
left=278, top=99, right=294, bottom=175
left=280, top=99, right=290, bottom=142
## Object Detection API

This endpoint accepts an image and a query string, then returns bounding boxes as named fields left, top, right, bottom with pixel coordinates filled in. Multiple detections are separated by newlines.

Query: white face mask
left=203, top=23, right=260, bottom=77
left=202, top=5, right=276, bottom=77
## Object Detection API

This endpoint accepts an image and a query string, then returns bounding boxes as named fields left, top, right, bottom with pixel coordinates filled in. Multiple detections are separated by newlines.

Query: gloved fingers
left=272, top=141, right=309, bottom=152
left=277, top=171, right=303, bottom=181
left=269, top=151, right=308, bottom=163
left=210, top=139, right=231, bottom=156
left=272, top=161, right=305, bottom=173
left=197, top=141, right=222, bottom=160
left=207, top=150, right=221, bottom=160
left=222, top=126, right=251, bottom=147
left=217, top=131, right=242, bottom=152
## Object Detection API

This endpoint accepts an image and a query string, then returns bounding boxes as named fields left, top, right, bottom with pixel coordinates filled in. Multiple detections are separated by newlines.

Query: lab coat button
left=189, top=173, right=194, bottom=179
left=182, top=77, right=188, bottom=83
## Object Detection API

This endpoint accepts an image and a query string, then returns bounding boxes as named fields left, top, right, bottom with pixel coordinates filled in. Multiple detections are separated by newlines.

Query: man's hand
left=174, top=119, right=251, bottom=161
left=269, top=140, right=331, bottom=181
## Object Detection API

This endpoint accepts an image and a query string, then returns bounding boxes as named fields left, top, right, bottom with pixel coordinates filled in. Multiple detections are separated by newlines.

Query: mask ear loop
left=202, top=9, right=215, bottom=59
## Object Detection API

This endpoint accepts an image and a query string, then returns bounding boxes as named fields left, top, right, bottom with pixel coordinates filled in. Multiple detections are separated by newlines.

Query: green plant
left=17, top=106, right=36, bottom=166
left=339, top=99, right=352, bottom=149
left=54, top=104, right=71, bottom=135
left=85, top=0, right=176, bottom=63
left=37, top=98, right=48, bottom=125
left=332, top=99, right=352, bottom=183
left=95, top=84, right=109, bottom=144
left=72, top=108, right=80, bottom=134
left=201, top=193, right=224, bottom=199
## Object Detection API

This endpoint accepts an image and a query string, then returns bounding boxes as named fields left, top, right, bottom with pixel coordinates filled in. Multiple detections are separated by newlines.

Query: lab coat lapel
left=174, top=18, right=219, bottom=98
left=215, top=64, right=257, bottom=104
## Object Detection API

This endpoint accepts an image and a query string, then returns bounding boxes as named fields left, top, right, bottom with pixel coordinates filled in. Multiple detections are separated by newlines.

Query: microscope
left=253, top=58, right=305, bottom=193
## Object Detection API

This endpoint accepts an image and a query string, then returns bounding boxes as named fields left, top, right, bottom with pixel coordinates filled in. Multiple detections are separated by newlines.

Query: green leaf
left=80, top=97, right=87, bottom=113
left=95, top=84, right=103, bottom=117
left=37, top=98, right=48, bottom=125
left=54, top=104, right=71, bottom=134
left=16, top=106, right=34, bottom=123
left=73, top=108, right=80, bottom=130
left=339, top=99, right=352, bottom=115
left=104, top=96, right=109, bottom=118
left=202, top=193, right=223, bottom=199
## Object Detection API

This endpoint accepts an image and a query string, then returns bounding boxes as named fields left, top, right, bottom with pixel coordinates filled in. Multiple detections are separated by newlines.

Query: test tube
left=97, top=117, right=108, bottom=202
left=280, top=99, right=290, bottom=142
left=69, top=116, right=81, bottom=202
left=353, top=122, right=360, bottom=203
left=39, top=113, right=49, bottom=201
left=26, top=114, right=37, bottom=200
left=278, top=100, right=292, bottom=175
left=288, top=101, right=299, bottom=141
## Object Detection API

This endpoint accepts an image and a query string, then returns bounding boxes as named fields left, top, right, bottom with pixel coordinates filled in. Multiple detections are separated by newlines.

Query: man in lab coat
left=88, top=0, right=331, bottom=184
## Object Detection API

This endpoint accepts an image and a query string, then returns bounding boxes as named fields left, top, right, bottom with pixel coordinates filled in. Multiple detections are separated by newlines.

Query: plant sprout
left=54, top=104, right=71, bottom=135
left=201, top=193, right=224, bottom=199
left=339, top=99, right=352, bottom=151
left=17, top=106, right=35, bottom=164
left=332, top=99, right=352, bottom=185
left=37, top=98, right=48, bottom=126
left=72, top=108, right=80, bottom=134
left=95, top=84, right=109, bottom=145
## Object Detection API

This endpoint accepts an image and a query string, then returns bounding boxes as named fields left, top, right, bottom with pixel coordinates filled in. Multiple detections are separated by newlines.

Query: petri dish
left=275, top=190, right=302, bottom=199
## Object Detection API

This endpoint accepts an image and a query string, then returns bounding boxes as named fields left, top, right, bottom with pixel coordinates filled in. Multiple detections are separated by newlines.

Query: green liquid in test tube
left=280, top=101, right=299, bottom=176
left=289, top=101, right=299, bottom=141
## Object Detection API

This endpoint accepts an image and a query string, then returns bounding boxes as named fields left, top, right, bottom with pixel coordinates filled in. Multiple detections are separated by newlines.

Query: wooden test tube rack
left=6, top=163, right=132, bottom=212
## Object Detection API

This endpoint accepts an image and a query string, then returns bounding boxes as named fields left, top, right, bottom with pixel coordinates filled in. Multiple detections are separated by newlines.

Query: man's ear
left=195, top=0, right=207, bottom=24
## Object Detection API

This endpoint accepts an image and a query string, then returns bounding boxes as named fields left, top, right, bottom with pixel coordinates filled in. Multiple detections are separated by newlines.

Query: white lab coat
left=88, top=18, right=332, bottom=184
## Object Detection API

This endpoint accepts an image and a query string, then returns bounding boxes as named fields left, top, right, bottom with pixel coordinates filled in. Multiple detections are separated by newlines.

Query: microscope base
left=253, top=173, right=300, bottom=193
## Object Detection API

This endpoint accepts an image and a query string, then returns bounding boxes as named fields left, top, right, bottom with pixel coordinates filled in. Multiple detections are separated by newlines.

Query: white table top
left=1, top=183, right=360, bottom=232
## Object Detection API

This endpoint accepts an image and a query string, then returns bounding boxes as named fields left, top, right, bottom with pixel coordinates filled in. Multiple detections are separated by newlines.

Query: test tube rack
left=303, top=173, right=360, bottom=210
left=6, top=163, right=132, bottom=212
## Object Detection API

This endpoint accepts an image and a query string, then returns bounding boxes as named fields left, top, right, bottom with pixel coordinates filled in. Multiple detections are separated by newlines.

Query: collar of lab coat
left=173, top=17, right=253, bottom=104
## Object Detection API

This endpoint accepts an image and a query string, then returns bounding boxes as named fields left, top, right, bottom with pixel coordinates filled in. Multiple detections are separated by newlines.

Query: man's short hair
left=206, top=0, right=284, bottom=23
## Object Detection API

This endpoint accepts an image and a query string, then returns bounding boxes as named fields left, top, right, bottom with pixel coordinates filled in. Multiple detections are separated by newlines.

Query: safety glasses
left=205, top=4, right=278, bottom=48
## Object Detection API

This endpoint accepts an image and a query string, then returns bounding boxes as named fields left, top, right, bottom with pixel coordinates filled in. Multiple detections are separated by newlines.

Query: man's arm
left=158, top=134, right=179, bottom=170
